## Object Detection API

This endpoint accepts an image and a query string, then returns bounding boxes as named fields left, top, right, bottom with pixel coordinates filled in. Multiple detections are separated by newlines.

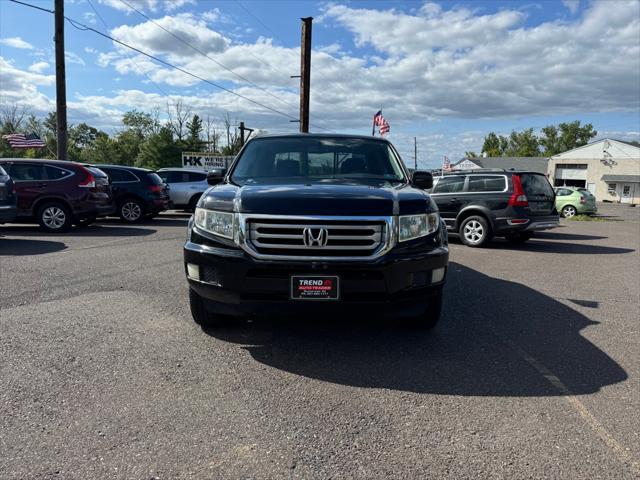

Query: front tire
left=119, top=199, right=144, bottom=223
left=406, top=291, right=443, bottom=330
left=459, top=215, right=492, bottom=247
left=561, top=205, right=577, bottom=218
left=38, top=202, right=72, bottom=233
left=189, top=288, right=229, bottom=328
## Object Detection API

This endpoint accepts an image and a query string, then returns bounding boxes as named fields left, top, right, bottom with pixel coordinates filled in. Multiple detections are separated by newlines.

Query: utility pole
left=54, top=0, right=68, bottom=160
left=414, top=137, right=417, bottom=170
left=238, top=122, right=254, bottom=146
left=299, top=17, right=312, bottom=133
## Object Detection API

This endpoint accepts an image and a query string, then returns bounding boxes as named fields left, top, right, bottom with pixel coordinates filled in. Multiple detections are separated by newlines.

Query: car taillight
left=508, top=174, right=529, bottom=207
left=148, top=185, right=162, bottom=193
left=78, top=166, right=96, bottom=188
left=580, top=196, right=586, bottom=204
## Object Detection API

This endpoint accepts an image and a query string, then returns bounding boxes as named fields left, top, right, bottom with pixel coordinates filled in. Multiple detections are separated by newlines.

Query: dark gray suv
left=430, top=169, right=559, bottom=247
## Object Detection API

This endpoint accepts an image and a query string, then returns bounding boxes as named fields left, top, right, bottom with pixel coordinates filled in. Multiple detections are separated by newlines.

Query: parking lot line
left=501, top=336, right=640, bottom=475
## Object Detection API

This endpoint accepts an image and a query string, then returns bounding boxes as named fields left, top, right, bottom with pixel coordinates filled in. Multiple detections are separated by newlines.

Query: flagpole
left=371, top=116, right=375, bottom=136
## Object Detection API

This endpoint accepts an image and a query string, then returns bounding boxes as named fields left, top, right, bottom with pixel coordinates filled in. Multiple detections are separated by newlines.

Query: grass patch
left=567, top=214, right=615, bottom=222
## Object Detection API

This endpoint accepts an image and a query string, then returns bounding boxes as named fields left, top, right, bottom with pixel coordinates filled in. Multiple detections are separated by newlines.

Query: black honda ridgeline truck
left=184, top=134, right=449, bottom=329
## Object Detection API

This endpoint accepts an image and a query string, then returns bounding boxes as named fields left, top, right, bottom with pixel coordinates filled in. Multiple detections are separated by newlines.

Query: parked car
left=429, top=169, right=559, bottom=247
left=184, top=134, right=449, bottom=330
left=554, top=187, right=597, bottom=218
left=575, top=187, right=595, bottom=197
left=157, top=168, right=208, bottom=211
left=0, top=165, right=17, bottom=224
left=0, top=159, right=115, bottom=232
left=93, top=165, right=170, bottom=223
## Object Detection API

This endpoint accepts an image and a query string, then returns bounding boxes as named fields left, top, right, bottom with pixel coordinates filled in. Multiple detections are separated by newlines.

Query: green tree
left=540, top=121, right=597, bottom=155
left=122, top=110, right=156, bottom=137
left=113, top=110, right=157, bottom=165
left=465, top=151, right=478, bottom=158
left=135, top=125, right=181, bottom=170
left=505, top=128, right=540, bottom=157
left=186, top=114, right=203, bottom=150
left=81, top=132, right=120, bottom=164
left=480, top=132, right=509, bottom=157
left=68, top=123, right=103, bottom=161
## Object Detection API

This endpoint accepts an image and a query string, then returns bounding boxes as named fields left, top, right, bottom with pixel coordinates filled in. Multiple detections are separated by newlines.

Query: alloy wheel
left=463, top=220, right=484, bottom=244
left=122, top=202, right=142, bottom=222
left=563, top=206, right=577, bottom=218
left=42, top=206, right=67, bottom=230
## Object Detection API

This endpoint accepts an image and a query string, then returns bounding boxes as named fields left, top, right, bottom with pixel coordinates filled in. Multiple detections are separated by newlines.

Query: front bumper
left=184, top=240, right=449, bottom=318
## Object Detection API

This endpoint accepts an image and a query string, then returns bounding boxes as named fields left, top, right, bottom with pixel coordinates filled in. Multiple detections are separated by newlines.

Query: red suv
left=0, top=159, right=115, bottom=232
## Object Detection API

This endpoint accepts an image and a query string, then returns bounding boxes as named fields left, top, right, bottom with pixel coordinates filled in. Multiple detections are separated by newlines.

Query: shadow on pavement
left=203, top=262, right=627, bottom=397
left=534, top=231, right=608, bottom=241
left=96, top=217, right=189, bottom=227
left=448, top=236, right=633, bottom=254
left=0, top=238, right=67, bottom=256
left=0, top=224, right=156, bottom=237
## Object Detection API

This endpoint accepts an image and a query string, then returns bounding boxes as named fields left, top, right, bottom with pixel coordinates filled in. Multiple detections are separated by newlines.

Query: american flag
left=373, top=111, right=390, bottom=136
left=2, top=132, right=46, bottom=149
left=442, top=155, right=451, bottom=171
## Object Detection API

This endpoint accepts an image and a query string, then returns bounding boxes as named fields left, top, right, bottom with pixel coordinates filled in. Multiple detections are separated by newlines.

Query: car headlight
left=399, top=213, right=439, bottom=242
left=194, top=207, right=234, bottom=240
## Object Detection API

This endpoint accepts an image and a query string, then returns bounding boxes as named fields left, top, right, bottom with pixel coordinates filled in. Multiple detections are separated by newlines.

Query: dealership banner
left=182, top=152, right=235, bottom=170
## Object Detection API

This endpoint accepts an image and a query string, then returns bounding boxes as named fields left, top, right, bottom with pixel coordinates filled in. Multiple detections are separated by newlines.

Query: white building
left=548, top=139, right=640, bottom=205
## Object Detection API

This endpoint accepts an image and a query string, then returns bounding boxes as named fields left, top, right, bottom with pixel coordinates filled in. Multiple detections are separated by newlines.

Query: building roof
left=601, top=174, right=640, bottom=183
left=472, top=156, right=549, bottom=174
left=552, top=138, right=640, bottom=160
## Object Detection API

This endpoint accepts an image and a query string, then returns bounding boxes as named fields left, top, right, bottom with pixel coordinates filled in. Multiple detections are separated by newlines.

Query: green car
left=554, top=187, right=598, bottom=218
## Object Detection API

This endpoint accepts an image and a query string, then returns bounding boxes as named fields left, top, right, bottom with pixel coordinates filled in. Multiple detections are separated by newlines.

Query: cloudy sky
left=1, top=0, right=639, bottom=168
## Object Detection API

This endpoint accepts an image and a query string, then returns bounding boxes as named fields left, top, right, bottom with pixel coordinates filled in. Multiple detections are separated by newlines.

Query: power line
left=234, top=0, right=290, bottom=47
left=117, top=0, right=300, bottom=113
left=86, top=0, right=170, bottom=97
left=9, top=0, right=299, bottom=122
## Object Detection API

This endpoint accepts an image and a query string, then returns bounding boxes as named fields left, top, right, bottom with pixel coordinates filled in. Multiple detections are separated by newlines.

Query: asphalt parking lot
left=1, top=205, right=639, bottom=479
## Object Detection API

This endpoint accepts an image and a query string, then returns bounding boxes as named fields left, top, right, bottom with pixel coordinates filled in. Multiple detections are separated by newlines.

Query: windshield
left=230, top=137, right=407, bottom=185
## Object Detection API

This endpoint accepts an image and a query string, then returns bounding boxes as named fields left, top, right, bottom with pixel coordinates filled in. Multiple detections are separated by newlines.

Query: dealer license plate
left=290, top=275, right=340, bottom=301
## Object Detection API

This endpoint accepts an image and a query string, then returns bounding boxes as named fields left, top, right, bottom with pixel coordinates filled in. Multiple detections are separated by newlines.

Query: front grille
left=245, top=217, right=387, bottom=259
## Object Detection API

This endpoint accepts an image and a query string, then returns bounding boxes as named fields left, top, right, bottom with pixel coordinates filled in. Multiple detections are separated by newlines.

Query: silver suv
left=157, top=168, right=208, bottom=211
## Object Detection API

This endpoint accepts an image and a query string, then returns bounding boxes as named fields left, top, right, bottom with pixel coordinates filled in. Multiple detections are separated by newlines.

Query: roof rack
left=441, top=168, right=533, bottom=175
left=443, top=168, right=507, bottom=174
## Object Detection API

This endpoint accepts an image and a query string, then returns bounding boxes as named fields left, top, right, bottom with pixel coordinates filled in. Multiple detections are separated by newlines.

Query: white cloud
left=0, top=37, right=34, bottom=50
left=27, top=61, right=50, bottom=73
left=65, top=51, right=86, bottom=66
left=83, top=11, right=97, bottom=25
left=0, top=57, right=55, bottom=113
left=562, top=0, right=580, bottom=14
left=99, top=0, right=195, bottom=13
left=164, top=0, right=196, bottom=12
left=110, top=13, right=228, bottom=58
left=99, top=0, right=159, bottom=13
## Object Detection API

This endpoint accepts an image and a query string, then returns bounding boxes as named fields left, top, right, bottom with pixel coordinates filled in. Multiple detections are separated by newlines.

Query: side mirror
left=412, top=170, right=433, bottom=190
left=207, top=168, right=226, bottom=186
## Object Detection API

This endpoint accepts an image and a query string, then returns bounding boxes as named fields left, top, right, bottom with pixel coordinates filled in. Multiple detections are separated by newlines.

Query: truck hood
left=200, top=181, right=435, bottom=216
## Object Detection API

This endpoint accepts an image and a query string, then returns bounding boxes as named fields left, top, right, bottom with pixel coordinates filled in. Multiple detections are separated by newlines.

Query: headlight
left=399, top=213, right=439, bottom=242
left=194, top=208, right=234, bottom=239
